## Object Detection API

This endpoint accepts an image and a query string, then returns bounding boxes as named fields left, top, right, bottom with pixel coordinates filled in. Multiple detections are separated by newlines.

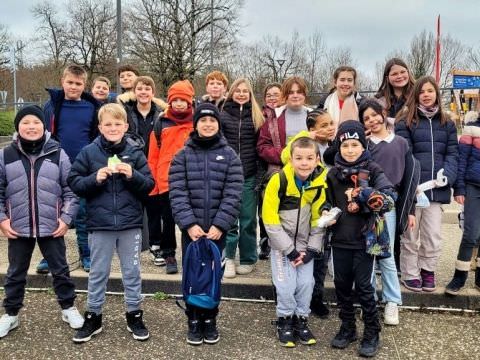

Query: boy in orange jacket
left=147, top=80, right=195, bottom=274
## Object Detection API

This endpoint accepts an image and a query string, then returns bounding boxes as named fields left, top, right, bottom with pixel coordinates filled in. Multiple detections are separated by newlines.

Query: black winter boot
left=310, top=296, right=329, bottom=319
left=203, top=317, right=219, bottom=344
left=445, top=269, right=468, bottom=296
left=73, top=312, right=102, bottom=343
left=331, top=322, right=357, bottom=349
left=186, top=308, right=203, bottom=346
left=475, top=266, right=480, bottom=291
left=258, top=237, right=271, bottom=260
left=126, top=310, right=149, bottom=341
left=293, top=315, right=316, bottom=345
left=358, top=328, right=381, bottom=358
left=275, top=316, right=296, bottom=347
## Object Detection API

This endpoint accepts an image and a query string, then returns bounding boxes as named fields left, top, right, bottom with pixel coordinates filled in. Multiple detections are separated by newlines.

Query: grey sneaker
left=165, top=257, right=178, bottom=274
left=0, top=314, right=19, bottom=338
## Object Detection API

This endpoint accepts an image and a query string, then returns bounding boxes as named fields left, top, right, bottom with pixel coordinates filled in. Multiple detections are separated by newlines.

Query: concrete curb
left=2, top=267, right=479, bottom=310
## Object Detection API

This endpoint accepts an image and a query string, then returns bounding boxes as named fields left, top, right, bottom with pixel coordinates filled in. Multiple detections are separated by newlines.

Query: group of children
left=0, top=59, right=469, bottom=359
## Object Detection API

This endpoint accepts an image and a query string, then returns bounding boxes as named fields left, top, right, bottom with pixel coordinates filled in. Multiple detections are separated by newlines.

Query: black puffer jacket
left=220, top=101, right=258, bottom=178
left=169, top=133, right=243, bottom=233
left=395, top=112, right=458, bottom=204
left=68, top=136, right=154, bottom=231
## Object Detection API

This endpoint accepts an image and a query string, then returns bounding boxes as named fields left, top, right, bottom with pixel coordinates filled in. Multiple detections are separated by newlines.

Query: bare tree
left=66, top=0, right=117, bottom=78
left=407, top=30, right=435, bottom=79
left=437, top=34, right=466, bottom=88
left=317, top=46, right=356, bottom=91
left=31, top=1, right=70, bottom=69
left=305, top=30, right=326, bottom=92
left=126, top=0, right=243, bottom=94
left=0, top=24, right=11, bottom=67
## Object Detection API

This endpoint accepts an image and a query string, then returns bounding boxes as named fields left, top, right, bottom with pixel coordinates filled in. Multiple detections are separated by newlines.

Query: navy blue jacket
left=220, top=101, right=258, bottom=178
left=169, top=133, right=244, bottom=233
left=395, top=112, right=458, bottom=204
left=67, top=136, right=154, bottom=231
left=454, top=118, right=480, bottom=196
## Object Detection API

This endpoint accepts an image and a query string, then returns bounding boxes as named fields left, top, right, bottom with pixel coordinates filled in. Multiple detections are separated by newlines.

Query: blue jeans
left=271, top=249, right=315, bottom=317
left=75, top=198, right=90, bottom=259
left=373, top=209, right=402, bottom=305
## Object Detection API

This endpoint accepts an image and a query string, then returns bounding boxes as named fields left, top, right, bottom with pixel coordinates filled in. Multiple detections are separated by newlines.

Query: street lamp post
left=276, top=59, right=286, bottom=82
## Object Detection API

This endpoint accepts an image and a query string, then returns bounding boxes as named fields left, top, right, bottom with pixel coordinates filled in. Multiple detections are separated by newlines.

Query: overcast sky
left=1, top=0, right=479, bottom=76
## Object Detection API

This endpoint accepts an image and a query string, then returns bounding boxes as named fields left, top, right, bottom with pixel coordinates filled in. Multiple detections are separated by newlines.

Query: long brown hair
left=375, top=58, right=415, bottom=110
left=401, top=76, right=447, bottom=128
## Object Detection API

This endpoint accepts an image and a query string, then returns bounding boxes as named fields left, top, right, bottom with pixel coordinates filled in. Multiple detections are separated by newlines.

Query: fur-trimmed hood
left=117, top=90, right=168, bottom=110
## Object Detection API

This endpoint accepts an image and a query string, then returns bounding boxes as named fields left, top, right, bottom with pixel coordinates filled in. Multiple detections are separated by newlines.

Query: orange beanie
left=167, top=80, right=195, bottom=104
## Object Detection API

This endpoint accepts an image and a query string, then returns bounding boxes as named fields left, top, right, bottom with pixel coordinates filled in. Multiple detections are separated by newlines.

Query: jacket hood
left=12, top=131, right=59, bottom=154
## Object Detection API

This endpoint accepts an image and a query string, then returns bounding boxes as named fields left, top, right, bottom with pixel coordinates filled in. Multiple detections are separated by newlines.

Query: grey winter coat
left=0, top=132, right=79, bottom=238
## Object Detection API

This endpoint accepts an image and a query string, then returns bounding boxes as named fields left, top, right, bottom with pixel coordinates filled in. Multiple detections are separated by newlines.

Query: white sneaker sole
left=0, top=319, right=19, bottom=338
left=62, top=314, right=84, bottom=329
left=72, top=327, right=102, bottom=343
left=150, top=254, right=166, bottom=266
left=186, top=337, right=203, bottom=345
left=204, top=336, right=220, bottom=344
left=127, top=326, right=150, bottom=341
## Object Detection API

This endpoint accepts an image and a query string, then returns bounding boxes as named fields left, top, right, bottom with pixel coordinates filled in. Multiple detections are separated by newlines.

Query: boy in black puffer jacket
left=68, top=103, right=154, bottom=343
left=326, top=121, right=396, bottom=358
left=169, top=103, right=243, bottom=346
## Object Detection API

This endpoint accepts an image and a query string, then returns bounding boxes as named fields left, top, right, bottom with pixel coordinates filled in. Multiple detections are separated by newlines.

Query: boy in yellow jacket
left=263, top=137, right=327, bottom=348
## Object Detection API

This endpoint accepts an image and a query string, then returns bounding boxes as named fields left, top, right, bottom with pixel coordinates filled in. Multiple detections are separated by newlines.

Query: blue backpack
left=182, top=237, right=223, bottom=309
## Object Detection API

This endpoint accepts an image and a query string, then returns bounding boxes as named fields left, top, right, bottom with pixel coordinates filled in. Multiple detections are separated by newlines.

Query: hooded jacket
left=0, top=132, right=79, bottom=238
left=262, top=162, right=327, bottom=255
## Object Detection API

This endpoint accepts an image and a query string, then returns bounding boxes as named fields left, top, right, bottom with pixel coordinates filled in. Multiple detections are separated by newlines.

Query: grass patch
left=0, top=110, right=14, bottom=136
left=152, top=291, right=169, bottom=301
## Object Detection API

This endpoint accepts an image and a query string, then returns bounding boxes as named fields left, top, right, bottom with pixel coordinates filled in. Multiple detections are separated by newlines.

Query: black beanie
left=193, top=103, right=221, bottom=130
left=14, top=105, right=46, bottom=131
left=336, top=120, right=367, bottom=149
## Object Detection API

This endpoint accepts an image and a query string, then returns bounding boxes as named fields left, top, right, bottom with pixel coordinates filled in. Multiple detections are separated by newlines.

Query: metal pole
left=12, top=46, right=17, bottom=114
left=210, top=0, right=213, bottom=70
left=116, top=0, right=123, bottom=94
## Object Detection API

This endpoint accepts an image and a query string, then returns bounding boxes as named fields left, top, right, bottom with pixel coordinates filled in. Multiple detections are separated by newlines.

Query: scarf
left=191, top=130, right=221, bottom=148
left=165, top=105, right=194, bottom=124
left=324, top=91, right=359, bottom=133
left=334, top=150, right=371, bottom=178
left=417, top=104, right=439, bottom=119
left=18, top=134, right=46, bottom=155
left=100, top=135, right=127, bottom=155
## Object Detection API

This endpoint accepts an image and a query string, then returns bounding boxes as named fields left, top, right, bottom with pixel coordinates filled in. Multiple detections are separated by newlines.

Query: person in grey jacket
left=0, top=105, right=82, bottom=339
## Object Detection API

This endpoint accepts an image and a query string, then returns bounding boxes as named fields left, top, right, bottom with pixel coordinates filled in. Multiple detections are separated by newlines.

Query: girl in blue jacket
left=395, top=76, right=458, bottom=292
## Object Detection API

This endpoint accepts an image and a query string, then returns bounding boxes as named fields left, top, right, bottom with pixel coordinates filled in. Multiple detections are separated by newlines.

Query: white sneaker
left=62, top=307, right=85, bottom=329
left=236, top=264, right=254, bottom=275
left=384, top=302, right=399, bottom=326
left=0, top=314, right=19, bottom=338
left=224, top=259, right=236, bottom=278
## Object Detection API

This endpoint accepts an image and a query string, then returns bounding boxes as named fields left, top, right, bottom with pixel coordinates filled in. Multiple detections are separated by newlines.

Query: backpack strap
left=278, top=169, right=288, bottom=202
left=153, top=116, right=166, bottom=149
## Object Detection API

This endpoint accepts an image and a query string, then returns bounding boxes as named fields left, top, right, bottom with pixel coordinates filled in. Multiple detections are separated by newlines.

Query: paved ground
left=1, top=291, right=478, bottom=360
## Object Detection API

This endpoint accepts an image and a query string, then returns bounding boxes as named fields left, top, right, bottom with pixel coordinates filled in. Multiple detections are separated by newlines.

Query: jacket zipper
left=23, top=148, right=57, bottom=238
left=293, top=186, right=304, bottom=248
left=428, top=117, right=435, bottom=200
left=204, top=150, right=210, bottom=228
left=238, top=105, right=243, bottom=158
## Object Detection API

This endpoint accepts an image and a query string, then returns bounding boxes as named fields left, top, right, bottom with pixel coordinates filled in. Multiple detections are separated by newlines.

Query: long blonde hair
left=226, top=78, right=264, bottom=130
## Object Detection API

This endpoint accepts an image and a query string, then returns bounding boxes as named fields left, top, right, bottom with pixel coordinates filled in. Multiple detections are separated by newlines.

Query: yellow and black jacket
left=262, top=162, right=327, bottom=256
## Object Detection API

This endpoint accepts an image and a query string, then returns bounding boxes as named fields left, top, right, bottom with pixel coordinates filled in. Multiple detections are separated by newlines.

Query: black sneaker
left=187, top=319, right=203, bottom=345
left=274, top=316, right=296, bottom=348
left=358, top=331, right=380, bottom=357
left=258, top=237, right=271, bottom=260
left=445, top=270, right=468, bottom=296
left=150, top=248, right=165, bottom=266
left=203, top=318, right=219, bottom=344
left=310, top=297, right=329, bottom=319
left=126, top=310, right=149, bottom=341
left=294, top=315, right=316, bottom=345
left=475, top=267, right=480, bottom=291
left=331, top=323, right=357, bottom=349
left=73, top=312, right=102, bottom=343
left=165, top=257, right=178, bottom=274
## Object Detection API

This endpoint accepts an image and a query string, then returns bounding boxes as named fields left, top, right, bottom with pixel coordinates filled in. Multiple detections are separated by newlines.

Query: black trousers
left=3, top=236, right=76, bottom=315
left=312, top=248, right=330, bottom=301
left=145, top=192, right=176, bottom=257
left=332, top=247, right=380, bottom=332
